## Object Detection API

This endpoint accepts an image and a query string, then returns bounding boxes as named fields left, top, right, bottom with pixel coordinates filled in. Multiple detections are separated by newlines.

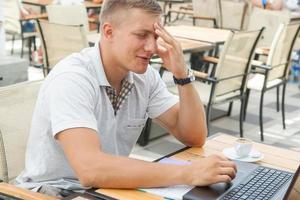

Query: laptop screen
left=284, top=165, right=300, bottom=200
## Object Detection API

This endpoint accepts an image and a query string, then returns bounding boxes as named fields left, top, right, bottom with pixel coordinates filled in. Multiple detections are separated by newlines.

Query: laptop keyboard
left=220, top=166, right=293, bottom=200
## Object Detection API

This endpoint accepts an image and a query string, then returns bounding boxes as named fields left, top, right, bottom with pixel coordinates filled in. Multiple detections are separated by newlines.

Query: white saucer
left=222, top=147, right=264, bottom=162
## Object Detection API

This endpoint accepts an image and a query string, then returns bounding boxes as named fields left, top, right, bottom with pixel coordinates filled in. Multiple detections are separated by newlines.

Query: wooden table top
left=0, top=183, right=57, bottom=200
left=87, top=33, right=214, bottom=53
left=175, top=37, right=214, bottom=53
left=93, top=134, right=300, bottom=200
left=1, top=134, right=299, bottom=200
left=22, top=0, right=101, bottom=8
left=173, top=134, right=300, bottom=172
left=165, top=25, right=231, bottom=45
left=291, top=11, right=300, bottom=22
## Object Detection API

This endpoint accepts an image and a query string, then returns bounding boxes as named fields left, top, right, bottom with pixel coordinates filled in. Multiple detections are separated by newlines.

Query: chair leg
left=21, top=38, right=24, bottom=58
left=239, top=98, right=245, bottom=138
left=206, top=104, right=212, bottom=137
left=244, top=89, right=250, bottom=121
left=204, top=49, right=214, bottom=73
left=10, top=35, right=16, bottom=55
left=33, top=36, right=37, bottom=51
left=28, top=38, right=32, bottom=62
left=282, top=83, right=286, bottom=129
left=42, top=66, right=47, bottom=77
left=227, top=101, right=233, bottom=116
left=259, top=92, right=265, bottom=141
left=276, top=86, right=280, bottom=112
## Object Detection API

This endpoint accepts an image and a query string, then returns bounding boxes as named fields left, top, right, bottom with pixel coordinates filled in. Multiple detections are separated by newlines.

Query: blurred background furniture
left=46, top=4, right=98, bottom=33
left=37, top=20, right=89, bottom=75
left=3, top=0, right=47, bottom=62
left=0, top=0, right=5, bottom=57
left=247, top=7, right=291, bottom=47
left=168, top=29, right=263, bottom=136
left=0, top=56, right=28, bottom=87
left=192, top=0, right=221, bottom=28
left=245, top=23, right=300, bottom=141
left=166, top=0, right=252, bottom=31
left=22, top=0, right=102, bottom=13
left=0, top=80, right=42, bottom=183
left=167, top=0, right=221, bottom=27
left=221, top=0, right=247, bottom=30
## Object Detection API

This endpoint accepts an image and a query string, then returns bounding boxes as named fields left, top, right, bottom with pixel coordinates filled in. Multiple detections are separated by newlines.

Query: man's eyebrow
left=135, top=29, right=155, bottom=34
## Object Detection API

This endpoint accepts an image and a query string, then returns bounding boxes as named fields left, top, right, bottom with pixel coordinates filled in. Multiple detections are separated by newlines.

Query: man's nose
left=144, top=37, right=157, bottom=54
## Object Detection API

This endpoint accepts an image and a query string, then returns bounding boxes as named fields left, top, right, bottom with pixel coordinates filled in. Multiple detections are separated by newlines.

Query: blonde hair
left=100, top=0, right=162, bottom=26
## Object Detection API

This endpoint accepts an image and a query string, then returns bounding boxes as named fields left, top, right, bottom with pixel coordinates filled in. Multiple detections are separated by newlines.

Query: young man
left=16, top=0, right=236, bottom=198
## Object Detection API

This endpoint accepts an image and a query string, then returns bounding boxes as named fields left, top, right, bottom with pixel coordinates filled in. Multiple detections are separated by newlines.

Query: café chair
left=191, top=0, right=221, bottom=28
left=247, top=7, right=290, bottom=48
left=0, top=80, right=42, bottom=183
left=221, top=0, right=247, bottom=31
left=3, top=0, right=47, bottom=61
left=46, top=4, right=91, bottom=33
left=167, top=0, right=221, bottom=28
left=162, top=0, right=193, bottom=25
left=244, top=23, right=300, bottom=141
left=168, top=29, right=263, bottom=137
left=36, top=20, right=89, bottom=76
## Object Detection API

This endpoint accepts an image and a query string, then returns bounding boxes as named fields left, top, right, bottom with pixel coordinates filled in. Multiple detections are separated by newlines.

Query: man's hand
left=184, top=155, right=237, bottom=186
left=154, top=23, right=187, bottom=78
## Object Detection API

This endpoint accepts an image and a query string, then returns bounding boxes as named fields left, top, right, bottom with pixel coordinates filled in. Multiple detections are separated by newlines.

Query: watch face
left=188, top=68, right=196, bottom=81
left=190, top=74, right=196, bottom=82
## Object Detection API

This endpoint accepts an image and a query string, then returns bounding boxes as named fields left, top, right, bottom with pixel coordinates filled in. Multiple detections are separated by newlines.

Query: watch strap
left=173, top=68, right=195, bottom=86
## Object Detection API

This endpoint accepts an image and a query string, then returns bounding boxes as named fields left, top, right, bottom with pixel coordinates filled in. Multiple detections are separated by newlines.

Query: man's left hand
left=154, top=23, right=187, bottom=78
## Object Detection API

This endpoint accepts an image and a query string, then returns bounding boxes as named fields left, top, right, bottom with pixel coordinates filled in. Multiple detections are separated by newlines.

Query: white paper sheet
left=141, top=185, right=194, bottom=200
left=140, top=158, right=193, bottom=200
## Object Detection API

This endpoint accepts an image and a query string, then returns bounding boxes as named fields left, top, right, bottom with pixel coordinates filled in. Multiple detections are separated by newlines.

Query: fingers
left=220, top=167, right=237, bottom=180
left=153, top=22, right=186, bottom=72
left=188, top=155, right=238, bottom=186
left=220, top=160, right=237, bottom=172
left=155, top=23, right=173, bottom=39
left=154, top=23, right=173, bottom=44
left=157, top=37, right=172, bottom=52
left=208, top=155, right=237, bottom=181
left=216, top=175, right=233, bottom=183
left=213, top=155, right=237, bottom=178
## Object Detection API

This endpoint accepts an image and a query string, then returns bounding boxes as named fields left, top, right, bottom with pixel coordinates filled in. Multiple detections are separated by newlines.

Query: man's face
left=109, top=9, right=160, bottom=74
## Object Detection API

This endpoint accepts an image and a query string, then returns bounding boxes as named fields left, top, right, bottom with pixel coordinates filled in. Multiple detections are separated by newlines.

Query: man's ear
left=101, top=23, right=114, bottom=40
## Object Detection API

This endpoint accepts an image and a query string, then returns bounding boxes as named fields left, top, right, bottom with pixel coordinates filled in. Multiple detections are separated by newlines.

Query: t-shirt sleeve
left=146, top=67, right=179, bottom=119
left=46, top=72, right=98, bottom=137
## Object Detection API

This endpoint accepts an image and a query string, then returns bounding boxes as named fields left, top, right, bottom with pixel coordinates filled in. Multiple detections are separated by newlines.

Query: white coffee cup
left=234, top=138, right=253, bottom=158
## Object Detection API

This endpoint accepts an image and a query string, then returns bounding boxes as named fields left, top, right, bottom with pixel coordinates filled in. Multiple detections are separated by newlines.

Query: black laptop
left=183, top=161, right=300, bottom=200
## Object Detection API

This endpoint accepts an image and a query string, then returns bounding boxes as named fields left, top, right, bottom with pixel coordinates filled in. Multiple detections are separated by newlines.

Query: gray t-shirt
left=15, top=43, right=178, bottom=190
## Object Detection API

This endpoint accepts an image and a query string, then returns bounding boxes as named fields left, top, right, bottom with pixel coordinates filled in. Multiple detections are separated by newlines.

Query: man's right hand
left=183, top=155, right=237, bottom=186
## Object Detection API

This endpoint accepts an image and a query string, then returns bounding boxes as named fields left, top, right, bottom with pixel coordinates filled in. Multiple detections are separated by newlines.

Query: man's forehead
left=111, top=8, right=161, bottom=31
left=121, top=8, right=161, bottom=22
left=134, top=28, right=157, bottom=37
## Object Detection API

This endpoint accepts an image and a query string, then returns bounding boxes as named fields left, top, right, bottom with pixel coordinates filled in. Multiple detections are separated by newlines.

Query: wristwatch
left=173, top=68, right=195, bottom=86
